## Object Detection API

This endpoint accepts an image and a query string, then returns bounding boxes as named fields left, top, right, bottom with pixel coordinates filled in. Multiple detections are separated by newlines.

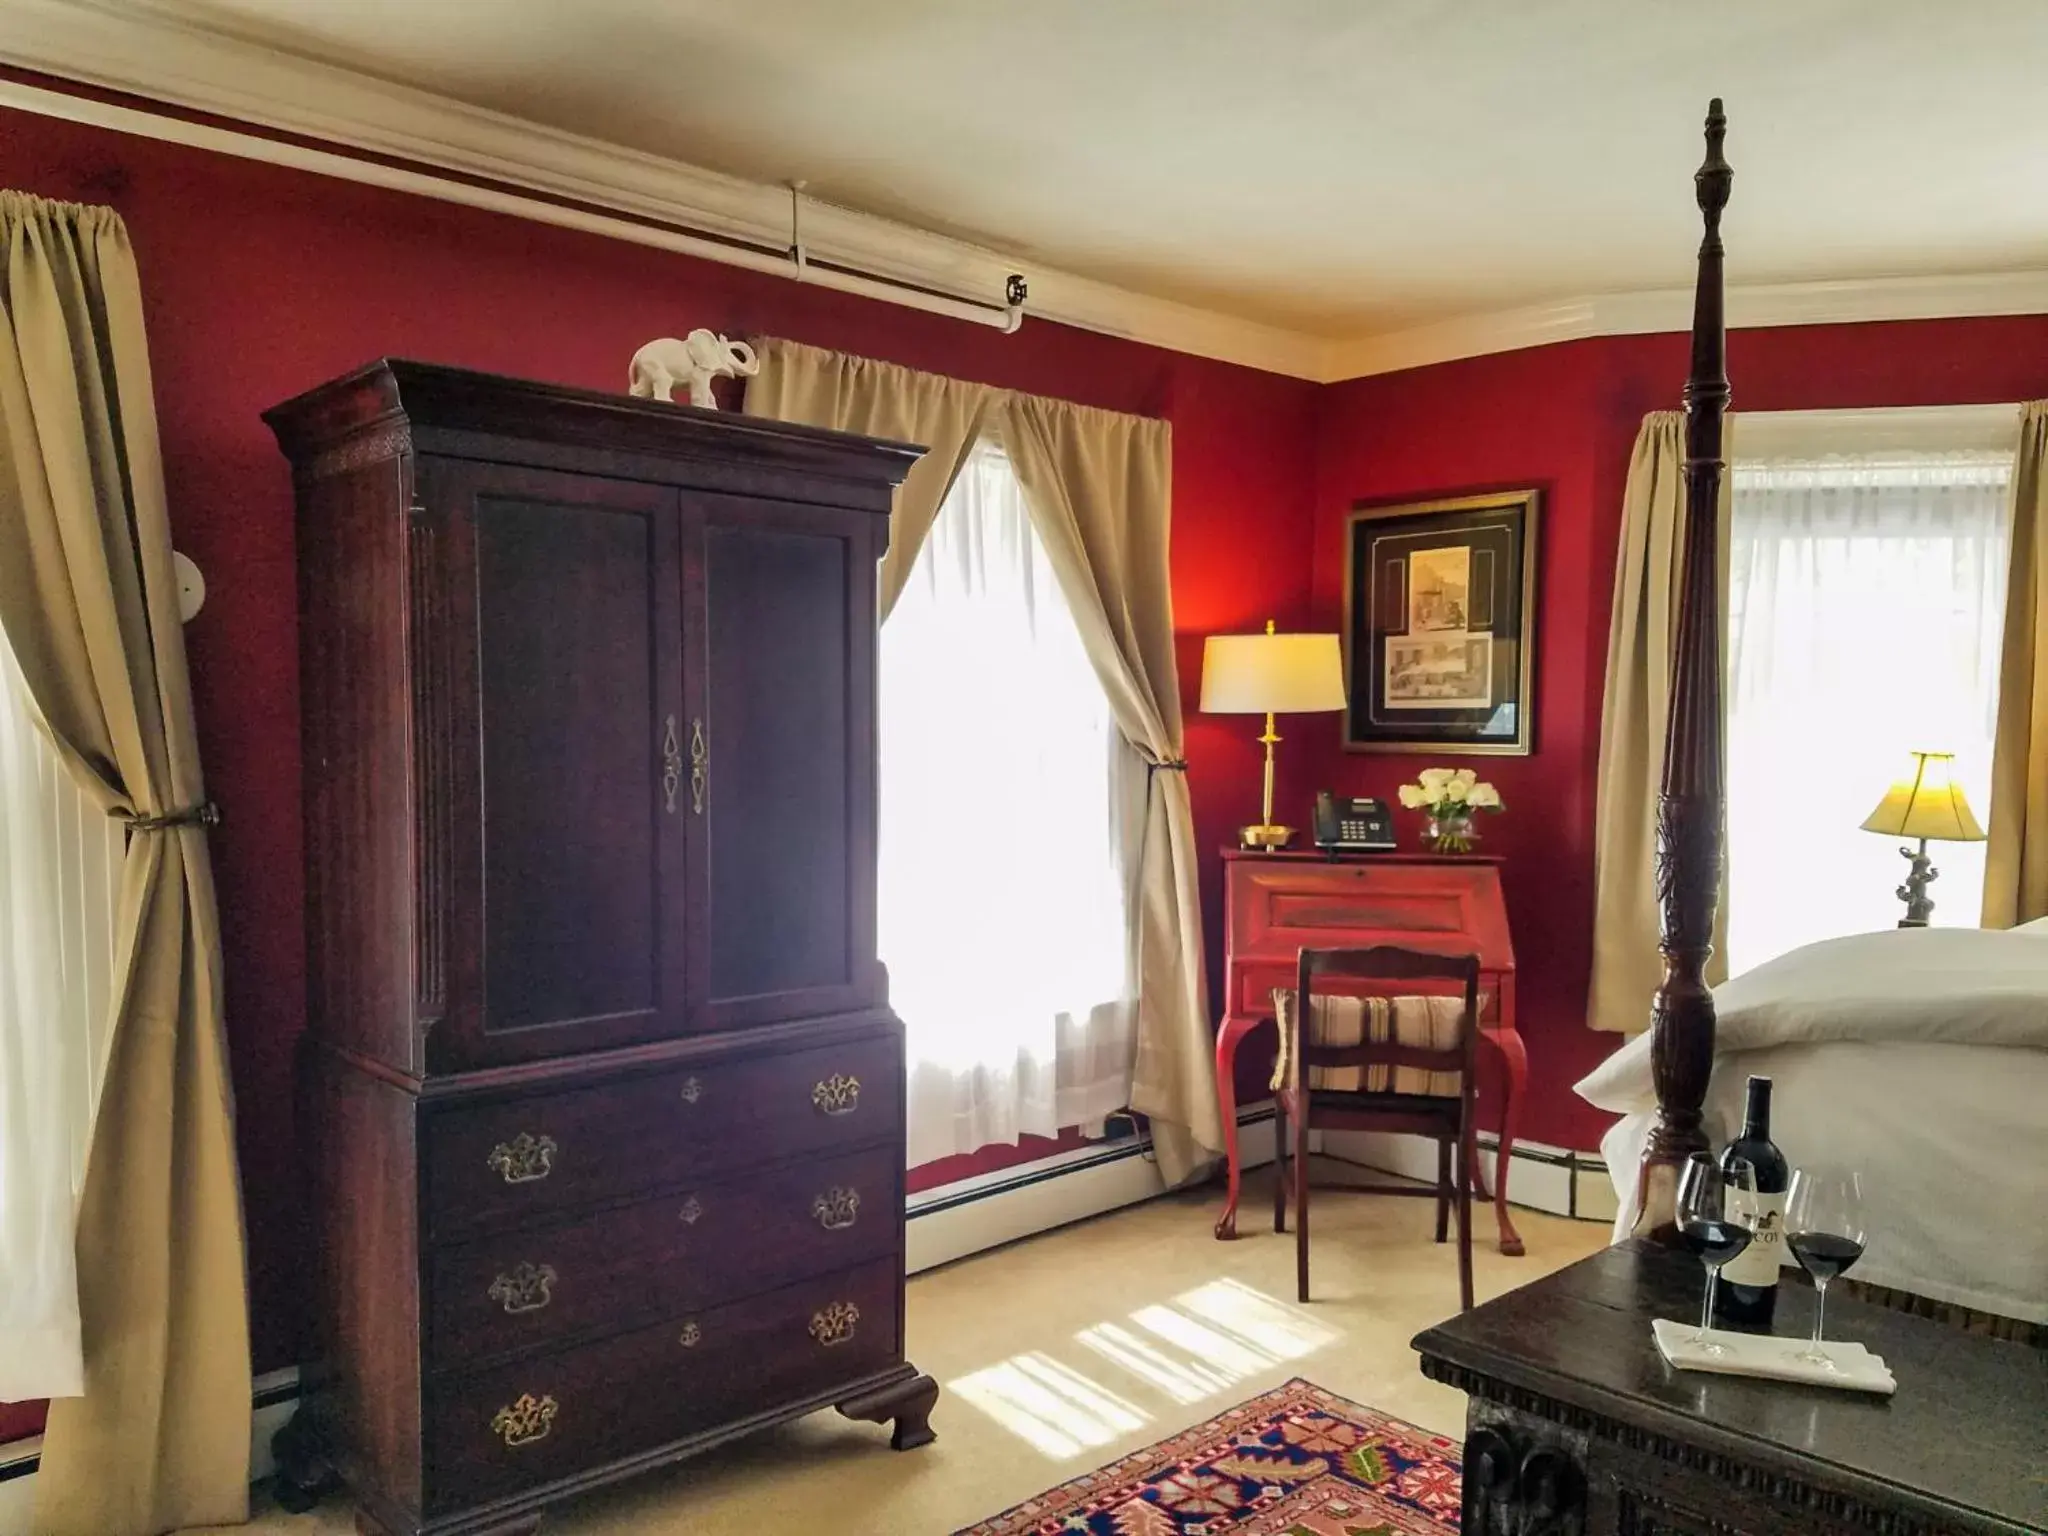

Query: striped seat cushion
left=1271, top=990, right=1465, bottom=1097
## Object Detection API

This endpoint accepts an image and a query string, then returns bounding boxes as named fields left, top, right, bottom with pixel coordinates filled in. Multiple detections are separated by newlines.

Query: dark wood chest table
left=1413, top=1240, right=2048, bottom=1536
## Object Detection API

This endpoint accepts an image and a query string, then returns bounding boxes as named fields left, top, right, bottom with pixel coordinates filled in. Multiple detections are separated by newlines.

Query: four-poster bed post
left=1411, top=101, right=2048, bottom=1536
left=1632, top=99, right=1732, bottom=1239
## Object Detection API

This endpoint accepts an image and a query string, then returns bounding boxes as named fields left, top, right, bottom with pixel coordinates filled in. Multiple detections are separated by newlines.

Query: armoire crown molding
left=4, top=0, right=2047, bottom=385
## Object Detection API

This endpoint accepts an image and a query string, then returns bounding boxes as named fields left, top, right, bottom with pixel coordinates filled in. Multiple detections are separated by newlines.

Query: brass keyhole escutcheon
left=689, top=717, right=708, bottom=815
left=660, top=715, right=683, bottom=814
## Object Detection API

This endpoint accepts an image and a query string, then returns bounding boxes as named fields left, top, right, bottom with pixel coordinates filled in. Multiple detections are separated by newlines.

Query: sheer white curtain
left=881, top=439, right=1140, bottom=1167
left=0, top=626, right=124, bottom=1399
left=1726, top=446, right=2012, bottom=974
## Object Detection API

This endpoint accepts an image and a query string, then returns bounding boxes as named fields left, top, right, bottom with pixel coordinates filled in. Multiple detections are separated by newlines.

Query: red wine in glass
left=1675, top=1153, right=1757, bottom=1354
left=1786, top=1233, right=1864, bottom=1283
left=1680, top=1219, right=1754, bottom=1268
left=1785, top=1170, right=1868, bottom=1369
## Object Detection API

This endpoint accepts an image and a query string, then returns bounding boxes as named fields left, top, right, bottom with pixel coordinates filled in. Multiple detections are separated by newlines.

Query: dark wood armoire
left=266, top=360, right=935, bottom=1536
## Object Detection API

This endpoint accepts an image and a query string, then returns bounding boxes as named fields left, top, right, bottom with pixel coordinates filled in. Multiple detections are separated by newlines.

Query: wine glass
left=1785, top=1169, right=1867, bottom=1371
left=1676, top=1152, right=1756, bottom=1356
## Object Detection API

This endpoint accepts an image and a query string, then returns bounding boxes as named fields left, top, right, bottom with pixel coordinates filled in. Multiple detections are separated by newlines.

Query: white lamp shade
left=1199, top=630, right=1346, bottom=715
left=1859, top=750, right=1986, bottom=843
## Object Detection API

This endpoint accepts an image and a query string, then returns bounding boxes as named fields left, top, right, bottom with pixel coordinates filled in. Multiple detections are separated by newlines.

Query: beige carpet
left=247, top=1163, right=1607, bottom=1535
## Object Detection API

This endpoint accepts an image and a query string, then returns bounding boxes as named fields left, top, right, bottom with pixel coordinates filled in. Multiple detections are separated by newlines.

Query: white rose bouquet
left=1396, top=767, right=1503, bottom=853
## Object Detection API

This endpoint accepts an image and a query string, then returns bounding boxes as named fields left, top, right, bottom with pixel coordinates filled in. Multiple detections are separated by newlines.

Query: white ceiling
left=33, top=0, right=2048, bottom=339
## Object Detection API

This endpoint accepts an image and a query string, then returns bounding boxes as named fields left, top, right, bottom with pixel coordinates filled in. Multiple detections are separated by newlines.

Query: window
left=1725, top=410, right=2013, bottom=974
left=879, top=439, right=1139, bottom=1167
left=0, top=627, right=125, bottom=1396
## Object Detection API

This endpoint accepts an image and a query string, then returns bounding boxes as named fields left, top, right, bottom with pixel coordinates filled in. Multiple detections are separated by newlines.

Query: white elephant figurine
left=628, top=330, right=760, bottom=409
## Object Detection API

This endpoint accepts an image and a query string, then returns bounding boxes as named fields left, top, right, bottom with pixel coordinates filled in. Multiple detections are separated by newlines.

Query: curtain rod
left=0, top=76, right=1030, bottom=334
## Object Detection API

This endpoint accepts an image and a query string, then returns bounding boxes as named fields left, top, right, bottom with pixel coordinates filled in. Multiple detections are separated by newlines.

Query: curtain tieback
left=117, top=800, right=222, bottom=832
left=1145, top=757, right=1189, bottom=775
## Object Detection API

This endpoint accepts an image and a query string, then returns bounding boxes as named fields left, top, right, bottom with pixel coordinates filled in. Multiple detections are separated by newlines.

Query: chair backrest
left=1287, top=945, right=1482, bottom=1092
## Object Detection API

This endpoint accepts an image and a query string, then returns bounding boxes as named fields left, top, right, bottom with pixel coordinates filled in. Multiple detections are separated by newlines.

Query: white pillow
left=1578, top=926, right=2048, bottom=1115
left=2016, top=916, right=2048, bottom=936
left=1709, top=927, right=2048, bottom=1053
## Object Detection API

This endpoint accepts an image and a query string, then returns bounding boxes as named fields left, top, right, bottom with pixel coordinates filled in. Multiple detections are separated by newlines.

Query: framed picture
left=1342, top=489, right=1539, bottom=755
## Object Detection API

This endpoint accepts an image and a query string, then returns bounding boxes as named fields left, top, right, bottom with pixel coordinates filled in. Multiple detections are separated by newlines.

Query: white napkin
left=1651, top=1318, right=1896, bottom=1396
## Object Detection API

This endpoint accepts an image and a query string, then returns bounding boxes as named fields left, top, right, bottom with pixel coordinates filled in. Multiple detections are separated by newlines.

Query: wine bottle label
left=1723, top=1190, right=1785, bottom=1286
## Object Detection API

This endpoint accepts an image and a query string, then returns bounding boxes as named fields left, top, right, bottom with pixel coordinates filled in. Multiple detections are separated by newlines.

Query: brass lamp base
left=1240, top=823, right=1295, bottom=850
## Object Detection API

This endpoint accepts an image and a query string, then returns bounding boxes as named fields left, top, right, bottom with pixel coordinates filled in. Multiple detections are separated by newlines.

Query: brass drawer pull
left=808, top=1301, right=860, bottom=1348
left=689, top=717, right=708, bottom=816
left=679, top=1075, right=703, bottom=1105
left=486, top=1132, right=557, bottom=1185
left=678, top=1320, right=702, bottom=1349
left=490, top=1393, right=557, bottom=1448
left=678, top=1195, right=704, bottom=1225
left=660, top=714, right=683, bottom=814
left=812, top=1186, right=860, bottom=1231
left=811, top=1074, right=860, bottom=1116
left=487, top=1261, right=557, bottom=1315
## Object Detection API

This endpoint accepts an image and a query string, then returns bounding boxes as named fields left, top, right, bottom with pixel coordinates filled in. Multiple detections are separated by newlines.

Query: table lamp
left=1200, top=620, right=1346, bottom=849
left=1858, top=749, right=1985, bottom=928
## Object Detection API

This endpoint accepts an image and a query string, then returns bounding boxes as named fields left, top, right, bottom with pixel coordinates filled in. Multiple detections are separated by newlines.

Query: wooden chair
left=1273, top=945, right=1482, bottom=1310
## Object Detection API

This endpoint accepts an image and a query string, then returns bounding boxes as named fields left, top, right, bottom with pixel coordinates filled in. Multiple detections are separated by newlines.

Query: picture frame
left=1342, top=488, right=1540, bottom=755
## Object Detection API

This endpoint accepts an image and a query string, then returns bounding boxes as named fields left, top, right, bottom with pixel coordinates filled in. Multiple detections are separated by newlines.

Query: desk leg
left=1481, top=1016, right=1528, bottom=1258
left=1212, top=1015, right=1266, bottom=1241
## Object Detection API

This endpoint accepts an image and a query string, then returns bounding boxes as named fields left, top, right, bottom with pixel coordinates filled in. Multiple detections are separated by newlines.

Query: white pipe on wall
left=0, top=79, right=1029, bottom=334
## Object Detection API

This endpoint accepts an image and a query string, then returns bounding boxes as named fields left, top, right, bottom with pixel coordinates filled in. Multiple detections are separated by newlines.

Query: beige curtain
left=1000, top=392, right=1218, bottom=1185
left=745, top=337, right=993, bottom=616
left=1587, top=412, right=1730, bottom=1033
left=1983, top=401, right=2048, bottom=927
left=745, top=343, right=1220, bottom=1185
left=0, top=192, right=250, bottom=1533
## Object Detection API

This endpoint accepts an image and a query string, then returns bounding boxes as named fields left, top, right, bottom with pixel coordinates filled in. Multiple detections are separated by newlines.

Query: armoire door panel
left=422, top=458, right=688, bottom=1069
left=696, top=500, right=879, bottom=1029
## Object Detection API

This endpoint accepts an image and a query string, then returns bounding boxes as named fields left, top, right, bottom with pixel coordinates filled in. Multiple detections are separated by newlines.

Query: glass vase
left=1424, top=809, right=1478, bottom=855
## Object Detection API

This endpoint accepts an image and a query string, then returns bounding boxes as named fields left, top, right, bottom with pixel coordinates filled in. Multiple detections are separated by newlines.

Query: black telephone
left=1313, top=791, right=1395, bottom=852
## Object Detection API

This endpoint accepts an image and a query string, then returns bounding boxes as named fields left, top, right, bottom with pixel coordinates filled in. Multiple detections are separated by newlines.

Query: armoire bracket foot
left=838, top=1368, right=940, bottom=1451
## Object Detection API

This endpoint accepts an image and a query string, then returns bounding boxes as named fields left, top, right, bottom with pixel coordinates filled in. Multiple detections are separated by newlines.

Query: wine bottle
left=1714, top=1075, right=1788, bottom=1327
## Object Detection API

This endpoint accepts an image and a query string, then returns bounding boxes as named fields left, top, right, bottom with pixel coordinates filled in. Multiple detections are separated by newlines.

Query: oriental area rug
left=955, top=1378, right=1462, bottom=1535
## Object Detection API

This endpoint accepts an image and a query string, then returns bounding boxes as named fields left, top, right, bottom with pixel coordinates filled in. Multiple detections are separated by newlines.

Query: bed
left=1595, top=105, right=2046, bottom=1340
left=1579, top=923, right=2048, bottom=1327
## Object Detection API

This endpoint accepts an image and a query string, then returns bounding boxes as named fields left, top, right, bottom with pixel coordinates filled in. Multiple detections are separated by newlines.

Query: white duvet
left=1578, top=922, right=2048, bottom=1324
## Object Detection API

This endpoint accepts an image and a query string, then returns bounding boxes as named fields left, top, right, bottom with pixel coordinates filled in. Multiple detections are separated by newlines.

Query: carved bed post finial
left=1633, top=99, right=1732, bottom=1240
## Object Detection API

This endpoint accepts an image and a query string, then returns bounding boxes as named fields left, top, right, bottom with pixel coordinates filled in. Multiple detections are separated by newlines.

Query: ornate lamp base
left=1240, top=823, right=1294, bottom=850
left=1895, top=838, right=1937, bottom=928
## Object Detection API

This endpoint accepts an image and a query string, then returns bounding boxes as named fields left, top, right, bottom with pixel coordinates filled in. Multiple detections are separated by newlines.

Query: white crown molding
left=0, top=0, right=1328, bottom=379
left=4, top=0, right=2046, bottom=386
left=1324, top=269, right=2048, bottom=382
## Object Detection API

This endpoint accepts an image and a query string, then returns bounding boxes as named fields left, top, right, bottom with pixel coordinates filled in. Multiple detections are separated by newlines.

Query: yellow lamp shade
left=1200, top=626, right=1346, bottom=715
left=1859, top=750, right=1986, bottom=843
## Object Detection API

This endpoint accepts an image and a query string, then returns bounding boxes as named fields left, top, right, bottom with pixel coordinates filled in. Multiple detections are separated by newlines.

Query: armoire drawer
left=426, top=1257, right=901, bottom=1513
left=422, top=1032, right=900, bottom=1236
left=427, top=1143, right=901, bottom=1365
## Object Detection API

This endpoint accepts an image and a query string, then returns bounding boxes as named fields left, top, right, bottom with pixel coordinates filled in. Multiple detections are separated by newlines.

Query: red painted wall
left=1308, top=317, right=2048, bottom=1150
left=0, top=105, right=1317, bottom=1389
left=3, top=99, right=2045, bottom=1425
